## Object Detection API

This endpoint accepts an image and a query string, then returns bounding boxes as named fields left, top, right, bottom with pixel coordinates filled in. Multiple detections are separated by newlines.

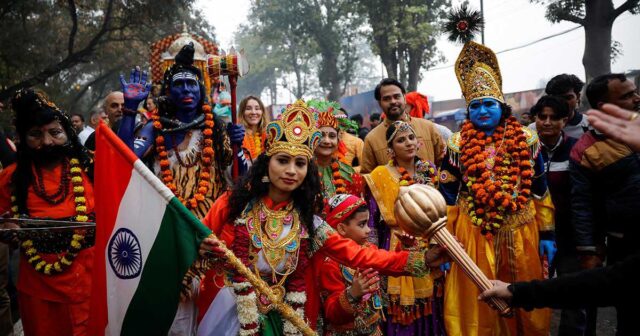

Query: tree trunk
left=582, top=0, right=614, bottom=82
left=407, top=48, right=422, bottom=92
left=398, top=49, right=408, bottom=88
left=318, top=47, right=342, bottom=100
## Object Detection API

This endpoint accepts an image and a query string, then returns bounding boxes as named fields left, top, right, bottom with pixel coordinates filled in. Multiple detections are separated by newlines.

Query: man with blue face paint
left=118, top=42, right=245, bottom=220
left=437, top=25, right=556, bottom=335
left=117, top=41, right=246, bottom=335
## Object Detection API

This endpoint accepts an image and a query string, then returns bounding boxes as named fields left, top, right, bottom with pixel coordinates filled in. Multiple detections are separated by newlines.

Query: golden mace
left=208, top=234, right=316, bottom=335
left=394, top=184, right=512, bottom=316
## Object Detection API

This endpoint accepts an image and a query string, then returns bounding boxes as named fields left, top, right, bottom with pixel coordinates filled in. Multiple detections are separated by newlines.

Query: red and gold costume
left=195, top=101, right=430, bottom=335
left=0, top=162, right=95, bottom=336
left=314, top=194, right=384, bottom=336
left=198, top=193, right=425, bottom=332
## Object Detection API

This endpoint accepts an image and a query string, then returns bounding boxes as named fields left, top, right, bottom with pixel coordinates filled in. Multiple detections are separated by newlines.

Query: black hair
left=350, top=114, right=363, bottom=126
left=343, top=204, right=369, bottom=224
left=143, top=96, right=157, bottom=111
left=71, top=113, right=85, bottom=122
left=227, top=153, right=324, bottom=238
left=370, top=113, right=381, bottom=122
left=545, top=74, right=584, bottom=96
left=586, top=73, right=628, bottom=108
left=374, top=78, right=406, bottom=101
left=10, top=89, right=93, bottom=216
left=530, top=95, right=570, bottom=119
left=339, top=107, right=349, bottom=118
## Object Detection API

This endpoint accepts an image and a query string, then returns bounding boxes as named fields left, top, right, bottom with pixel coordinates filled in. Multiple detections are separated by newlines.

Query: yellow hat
left=455, top=41, right=504, bottom=105
left=265, top=100, right=321, bottom=159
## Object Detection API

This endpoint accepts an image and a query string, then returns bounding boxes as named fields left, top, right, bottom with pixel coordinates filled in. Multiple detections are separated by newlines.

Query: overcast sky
left=196, top=0, right=640, bottom=102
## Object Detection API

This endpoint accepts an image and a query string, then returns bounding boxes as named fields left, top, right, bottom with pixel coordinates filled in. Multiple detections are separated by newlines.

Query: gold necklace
left=247, top=200, right=302, bottom=281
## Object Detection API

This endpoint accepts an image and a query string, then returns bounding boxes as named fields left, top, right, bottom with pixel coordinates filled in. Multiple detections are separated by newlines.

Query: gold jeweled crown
left=265, top=100, right=321, bottom=159
left=455, top=41, right=504, bottom=105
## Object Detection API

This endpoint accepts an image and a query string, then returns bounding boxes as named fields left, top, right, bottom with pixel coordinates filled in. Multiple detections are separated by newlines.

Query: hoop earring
left=261, top=175, right=270, bottom=183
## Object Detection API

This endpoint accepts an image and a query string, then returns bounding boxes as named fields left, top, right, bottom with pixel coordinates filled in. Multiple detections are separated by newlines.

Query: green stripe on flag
left=121, top=197, right=211, bottom=335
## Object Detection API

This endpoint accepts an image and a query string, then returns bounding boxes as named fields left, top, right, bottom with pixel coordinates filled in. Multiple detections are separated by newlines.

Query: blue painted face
left=468, top=98, right=502, bottom=133
left=170, top=75, right=200, bottom=112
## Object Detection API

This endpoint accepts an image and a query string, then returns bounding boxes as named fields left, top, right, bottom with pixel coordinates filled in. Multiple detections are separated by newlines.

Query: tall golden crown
left=265, top=100, right=321, bottom=159
left=455, top=41, right=504, bottom=105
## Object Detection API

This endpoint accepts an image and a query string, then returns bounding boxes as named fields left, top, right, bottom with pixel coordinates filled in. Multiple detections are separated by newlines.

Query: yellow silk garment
left=444, top=194, right=555, bottom=336
left=364, top=165, right=437, bottom=325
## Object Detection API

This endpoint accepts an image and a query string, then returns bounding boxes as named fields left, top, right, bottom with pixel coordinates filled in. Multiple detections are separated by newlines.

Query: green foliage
left=0, top=0, right=214, bottom=123
left=358, top=0, right=450, bottom=91
left=243, top=0, right=367, bottom=101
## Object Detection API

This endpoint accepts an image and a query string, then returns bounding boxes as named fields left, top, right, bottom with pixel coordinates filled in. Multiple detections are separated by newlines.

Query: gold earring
left=261, top=175, right=270, bottom=183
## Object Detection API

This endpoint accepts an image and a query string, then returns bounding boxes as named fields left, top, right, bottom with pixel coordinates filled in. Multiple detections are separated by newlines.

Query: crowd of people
left=0, top=27, right=638, bottom=336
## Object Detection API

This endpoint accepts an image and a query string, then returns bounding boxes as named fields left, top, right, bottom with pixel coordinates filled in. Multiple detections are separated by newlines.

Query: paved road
left=550, top=307, right=617, bottom=335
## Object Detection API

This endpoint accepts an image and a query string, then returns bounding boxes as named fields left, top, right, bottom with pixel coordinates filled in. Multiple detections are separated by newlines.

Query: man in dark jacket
left=570, top=73, right=640, bottom=268
left=480, top=103, right=640, bottom=336
left=478, top=251, right=639, bottom=336
left=569, top=73, right=640, bottom=335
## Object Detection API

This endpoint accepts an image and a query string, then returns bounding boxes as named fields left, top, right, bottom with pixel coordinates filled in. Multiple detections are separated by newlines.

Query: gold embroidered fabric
left=455, top=41, right=504, bottom=105
left=265, top=100, right=321, bottom=159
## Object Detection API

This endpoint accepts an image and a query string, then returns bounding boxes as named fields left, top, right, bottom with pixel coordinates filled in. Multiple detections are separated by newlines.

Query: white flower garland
left=233, top=281, right=260, bottom=334
left=283, top=306, right=306, bottom=336
left=285, top=291, right=307, bottom=305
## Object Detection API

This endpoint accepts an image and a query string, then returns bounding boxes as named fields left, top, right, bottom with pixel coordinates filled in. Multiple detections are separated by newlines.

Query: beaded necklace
left=153, top=104, right=215, bottom=210
left=12, top=158, right=88, bottom=275
left=32, top=159, right=69, bottom=205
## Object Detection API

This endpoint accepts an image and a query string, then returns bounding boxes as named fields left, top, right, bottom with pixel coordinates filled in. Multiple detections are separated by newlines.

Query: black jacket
left=510, top=251, right=639, bottom=335
left=569, top=131, right=640, bottom=256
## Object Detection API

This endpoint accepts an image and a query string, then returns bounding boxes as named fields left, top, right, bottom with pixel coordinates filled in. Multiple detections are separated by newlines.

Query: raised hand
left=349, top=268, right=379, bottom=300
left=586, top=104, right=640, bottom=152
left=120, top=66, right=152, bottom=111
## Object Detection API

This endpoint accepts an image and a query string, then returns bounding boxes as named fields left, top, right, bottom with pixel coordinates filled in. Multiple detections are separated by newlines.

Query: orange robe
left=197, top=193, right=428, bottom=330
left=0, top=163, right=95, bottom=336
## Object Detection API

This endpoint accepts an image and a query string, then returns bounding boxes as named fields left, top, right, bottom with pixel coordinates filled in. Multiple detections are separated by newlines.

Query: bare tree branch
left=555, top=12, right=585, bottom=25
left=0, top=0, right=19, bottom=21
left=67, top=0, right=78, bottom=54
left=0, top=0, right=115, bottom=101
left=613, top=0, right=640, bottom=19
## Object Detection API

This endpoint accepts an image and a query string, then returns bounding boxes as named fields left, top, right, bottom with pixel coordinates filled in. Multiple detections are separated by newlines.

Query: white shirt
left=78, top=126, right=95, bottom=145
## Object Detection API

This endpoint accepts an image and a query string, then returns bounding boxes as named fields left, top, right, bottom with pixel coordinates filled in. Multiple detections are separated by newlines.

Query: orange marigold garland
left=459, top=116, right=533, bottom=236
left=13, top=158, right=88, bottom=275
left=331, top=161, right=348, bottom=194
left=152, top=104, right=215, bottom=210
left=390, top=159, right=437, bottom=187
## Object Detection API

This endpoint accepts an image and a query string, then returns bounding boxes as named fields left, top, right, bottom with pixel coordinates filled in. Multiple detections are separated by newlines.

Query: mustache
left=27, top=143, right=73, bottom=163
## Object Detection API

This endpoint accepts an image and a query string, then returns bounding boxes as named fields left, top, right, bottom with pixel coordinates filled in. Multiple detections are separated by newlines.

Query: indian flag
left=89, top=123, right=211, bottom=335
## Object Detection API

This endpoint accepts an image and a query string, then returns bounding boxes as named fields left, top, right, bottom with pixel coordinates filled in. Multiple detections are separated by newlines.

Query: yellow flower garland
left=12, top=158, right=88, bottom=275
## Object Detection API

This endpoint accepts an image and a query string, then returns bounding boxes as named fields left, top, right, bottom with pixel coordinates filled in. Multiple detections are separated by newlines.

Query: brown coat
left=361, top=114, right=444, bottom=173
